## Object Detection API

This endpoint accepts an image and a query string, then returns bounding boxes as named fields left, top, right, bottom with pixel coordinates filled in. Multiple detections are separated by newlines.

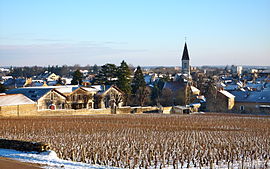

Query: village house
left=230, top=90, right=270, bottom=113
left=66, top=87, right=98, bottom=109
left=6, top=87, right=67, bottom=110
left=3, top=78, right=30, bottom=89
left=36, top=71, right=60, bottom=82
left=216, top=90, right=235, bottom=112
left=94, top=86, right=124, bottom=111
left=0, top=94, right=36, bottom=116
left=5, top=85, right=125, bottom=111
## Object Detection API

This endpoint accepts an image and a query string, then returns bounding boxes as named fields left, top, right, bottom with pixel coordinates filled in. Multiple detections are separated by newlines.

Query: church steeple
left=181, top=42, right=190, bottom=75
left=181, top=42, right=190, bottom=60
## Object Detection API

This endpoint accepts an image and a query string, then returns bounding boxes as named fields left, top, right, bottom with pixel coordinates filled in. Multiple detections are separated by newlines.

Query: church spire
left=181, top=42, right=190, bottom=60
left=181, top=42, right=190, bottom=76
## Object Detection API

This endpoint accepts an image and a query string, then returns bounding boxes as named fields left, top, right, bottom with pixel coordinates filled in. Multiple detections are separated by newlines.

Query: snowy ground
left=0, top=148, right=268, bottom=169
left=0, top=148, right=117, bottom=169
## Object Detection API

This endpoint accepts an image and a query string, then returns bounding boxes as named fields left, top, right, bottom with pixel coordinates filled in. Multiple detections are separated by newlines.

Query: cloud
left=33, top=38, right=72, bottom=42
left=0, top=43, right=147, bottom=66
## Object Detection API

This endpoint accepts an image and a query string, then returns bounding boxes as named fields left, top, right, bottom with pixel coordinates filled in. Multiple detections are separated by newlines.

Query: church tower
left=181, top=42, right=190, bottom=75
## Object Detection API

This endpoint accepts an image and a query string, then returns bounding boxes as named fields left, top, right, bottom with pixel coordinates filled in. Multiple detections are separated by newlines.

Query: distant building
left=181, top=42, right=190, bottom=76
left=3, top=78, right=28, bottom=89
left=231, top=65, right=242, bottom=75
left=230, top=90, right=270, bottom=113
left=36, top=71, right=60, bottom=81
left=217, top=90, right=235, bottom=111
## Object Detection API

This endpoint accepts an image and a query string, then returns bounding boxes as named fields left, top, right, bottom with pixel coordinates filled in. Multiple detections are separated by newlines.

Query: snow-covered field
left=0, top=148, right=117, bottom=169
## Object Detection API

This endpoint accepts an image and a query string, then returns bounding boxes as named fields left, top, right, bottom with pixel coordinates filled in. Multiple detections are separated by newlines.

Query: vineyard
left=0, top=114, right=269, bottom=168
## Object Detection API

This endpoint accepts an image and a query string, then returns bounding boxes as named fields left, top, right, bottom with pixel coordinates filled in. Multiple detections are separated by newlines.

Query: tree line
left=7, top=64, right=100, bottom=78
left=71, top=60, right=170, bottom=106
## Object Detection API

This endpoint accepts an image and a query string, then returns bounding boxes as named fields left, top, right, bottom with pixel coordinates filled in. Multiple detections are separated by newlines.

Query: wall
left=130, top=106, right=160, bottom=114
left=228, top=97, right=235, bottom=110
left=162, top=107, right=173, bottom=114
left=38, top=90, right=66, bottom=110
left=0, top=105, right=162, bottom=116
left=117, top=107, right=132, bottom=114
left=233, top=102, right=270, bottom=114
left=216, top=92, right=234, bottom=112
left=37, top=108, right=111, bottom=116
left=0, top=104, right=37, bottom=116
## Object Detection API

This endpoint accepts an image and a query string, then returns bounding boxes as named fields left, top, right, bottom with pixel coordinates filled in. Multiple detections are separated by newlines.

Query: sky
left=0, top=0, right=269, bottom=67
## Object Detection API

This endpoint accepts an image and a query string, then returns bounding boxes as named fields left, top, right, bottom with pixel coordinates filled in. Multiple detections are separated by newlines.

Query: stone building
left=216, top=90, right=235, bottom=111
left=0, top=94, right=36, bottom=116
left=66, top=87, right=98, bottom=109
left=6, top=87, right=70, bottom=110
left=95, top=86, right=124, bottom=111
left=230, top=90, right=270, bottom=113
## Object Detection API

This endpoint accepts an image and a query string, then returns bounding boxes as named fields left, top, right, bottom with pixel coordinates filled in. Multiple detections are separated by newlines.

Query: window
left=184, top=63, right=187, bottom=68
left=51, top=93, right=54, bottom=100
left=240, top=105, right=245, bottom=111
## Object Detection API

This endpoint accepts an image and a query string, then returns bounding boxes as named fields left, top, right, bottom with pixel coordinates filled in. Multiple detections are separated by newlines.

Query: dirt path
left=0, top=157, right=43, bottom=169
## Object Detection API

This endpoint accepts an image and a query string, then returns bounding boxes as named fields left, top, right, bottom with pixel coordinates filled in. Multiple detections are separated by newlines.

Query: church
left=174, top=42, right=192, bottom=81
left=162, top=42, right=198, bottom=106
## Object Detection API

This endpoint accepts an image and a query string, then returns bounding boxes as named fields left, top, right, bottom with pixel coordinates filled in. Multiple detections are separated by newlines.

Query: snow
left=0, top=148, right=268, bottom=169
left=0, top=149, right=117, bottom=169
left=0, top=94, right=35, bottom=106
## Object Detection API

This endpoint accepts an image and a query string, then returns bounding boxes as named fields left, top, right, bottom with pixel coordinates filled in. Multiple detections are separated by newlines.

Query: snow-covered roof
left=81, top=87, right=99, bottom=92
left=191, top=86, right=200, bottom=93
left=246, top=83, right=264, bottom=90
left=219, top=90, right=235, bottom=98
left=0, top=94, right=35, bottom=106
left=6, top=88, right=52, bottom=101
left=224, top=84, right=239, bottom=91
left=90, top=85, right=105, bottom=91
left=55, top=86, right=79, bottom=94
left=22, top=85, right=79, bottom=89
left=229, top=90, right=270, bottom=103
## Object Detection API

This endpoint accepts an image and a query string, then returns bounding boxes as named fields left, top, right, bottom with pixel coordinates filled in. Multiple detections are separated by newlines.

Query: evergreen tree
left=131, top=66, right=146, bottom=94
left=71, top=69, right=83, bottom=85
left=92, top=64, right=99, bottom=74
left=151, top=78, right=167, bottom=105
left=116, top=60, right=131, bottom=95
left=0, top=83, right=6, bottom=93
left=94, top=64, right=117, bottom=85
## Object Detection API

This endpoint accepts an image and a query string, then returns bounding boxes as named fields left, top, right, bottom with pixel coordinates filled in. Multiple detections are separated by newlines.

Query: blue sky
left=0, top=0, right=269, bottom=66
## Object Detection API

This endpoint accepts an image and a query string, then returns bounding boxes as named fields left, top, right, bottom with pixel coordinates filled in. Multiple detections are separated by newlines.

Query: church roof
left=181, top=42, right=190, bottom=60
